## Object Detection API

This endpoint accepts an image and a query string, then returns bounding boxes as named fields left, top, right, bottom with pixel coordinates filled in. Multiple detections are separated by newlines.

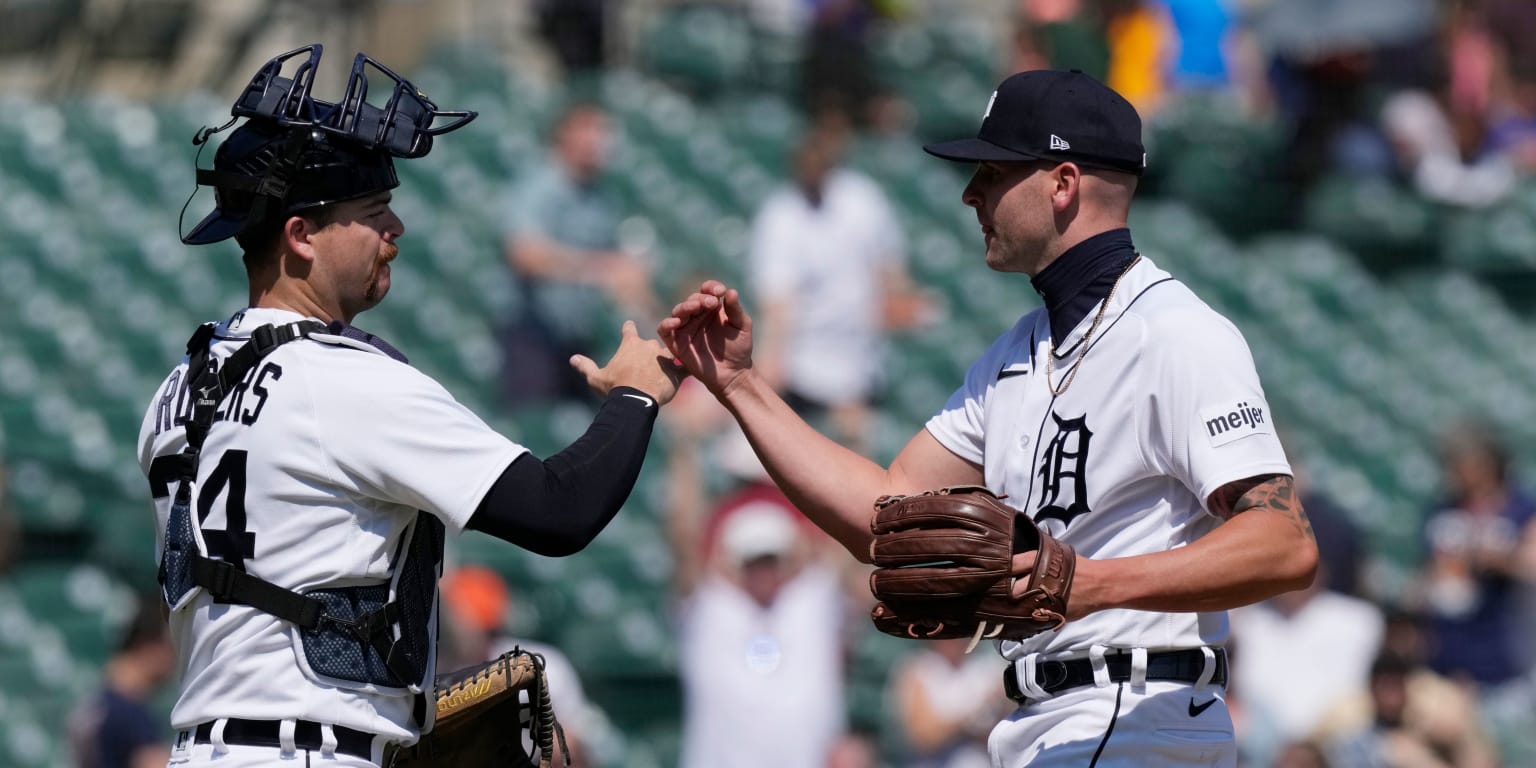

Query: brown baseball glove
left=868, top=485, right=1077, bottom=649
left=389, top=648, right=567, bottom=768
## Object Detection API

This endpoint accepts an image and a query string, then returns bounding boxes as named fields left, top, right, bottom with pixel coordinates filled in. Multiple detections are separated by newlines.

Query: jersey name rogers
left=150, top=361, right=285, bottom=436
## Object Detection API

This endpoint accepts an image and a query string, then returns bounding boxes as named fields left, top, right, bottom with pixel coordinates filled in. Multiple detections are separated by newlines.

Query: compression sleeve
left=466, top=387, right=659, bottom=556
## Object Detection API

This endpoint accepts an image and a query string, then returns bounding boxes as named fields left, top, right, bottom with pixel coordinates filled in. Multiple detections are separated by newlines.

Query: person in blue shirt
left=68, top=598, right=175, bottom=768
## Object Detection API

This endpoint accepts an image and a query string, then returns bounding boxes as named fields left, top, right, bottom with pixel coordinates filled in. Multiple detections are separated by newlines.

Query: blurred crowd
left=557, top=0, right=1536, bottom=201
left=4, top=0, right=1533, bottom=767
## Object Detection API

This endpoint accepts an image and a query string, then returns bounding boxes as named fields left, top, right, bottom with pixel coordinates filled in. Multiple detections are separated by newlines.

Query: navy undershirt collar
left=325, top=321, right=409, bottom=363
left=1030, top=228, right=1139, bottom=346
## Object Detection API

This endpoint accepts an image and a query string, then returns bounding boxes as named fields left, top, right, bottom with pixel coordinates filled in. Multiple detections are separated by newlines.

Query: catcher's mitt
left=390, top=648, right=567, bottom=768
left=868, top=485, right=1076, bottom=649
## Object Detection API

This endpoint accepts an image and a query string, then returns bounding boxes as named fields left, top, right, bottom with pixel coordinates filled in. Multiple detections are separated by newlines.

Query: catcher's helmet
left=181, top=43, right=476, bottom=245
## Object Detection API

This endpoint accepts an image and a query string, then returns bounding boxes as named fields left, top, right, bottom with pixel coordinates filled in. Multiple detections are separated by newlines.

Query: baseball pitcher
left=661, top=70, right=1317, bottom=767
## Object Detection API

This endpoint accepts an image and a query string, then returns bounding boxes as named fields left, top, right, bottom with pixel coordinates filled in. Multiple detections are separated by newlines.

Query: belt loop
left=278, top=718, right=297, bottom=756
left=210, top=718, right=230, bottom=756
left=1088, top=644, right=1111, bottom=687
left=373, top=734, right=392, bottom=766
left=1130, top=647, right=1149, bottom=690
left=320, top=723, right=338, bottom=758
left=1017, top=654, right=1050, bottom=700
left=1196, top=646, right=1217, bottom=691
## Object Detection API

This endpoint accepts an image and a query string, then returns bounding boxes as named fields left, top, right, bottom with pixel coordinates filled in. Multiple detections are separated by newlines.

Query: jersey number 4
left=152, top=450, right=257, bottom=570
left=198, top=450, right=256, bottom=569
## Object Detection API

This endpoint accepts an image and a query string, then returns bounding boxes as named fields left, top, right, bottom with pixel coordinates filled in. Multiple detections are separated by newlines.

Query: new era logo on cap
left=924, top=70, right=1146, bottom=176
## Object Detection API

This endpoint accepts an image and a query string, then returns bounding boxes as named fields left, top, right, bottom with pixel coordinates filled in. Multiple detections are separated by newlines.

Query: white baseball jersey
left=137, top=307, right=526, bottom=743
left=925, top=256, right=1291, bottom=662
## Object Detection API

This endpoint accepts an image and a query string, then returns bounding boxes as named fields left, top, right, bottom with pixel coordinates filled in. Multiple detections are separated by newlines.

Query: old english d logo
left=1035, top=412, right=1092, bottom=527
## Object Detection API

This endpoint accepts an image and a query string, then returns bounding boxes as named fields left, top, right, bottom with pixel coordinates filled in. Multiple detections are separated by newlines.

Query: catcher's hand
left=868, top=485, right=1076, bottom=650
left=390, top=649, right=567, bottom=768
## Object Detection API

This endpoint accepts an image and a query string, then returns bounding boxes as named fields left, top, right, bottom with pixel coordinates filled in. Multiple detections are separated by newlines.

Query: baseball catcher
left=868, top=486, right=1077, bottom=651
left=389, top=648, right=567, bottom=768
left=141, top=42, right=680, bottom=768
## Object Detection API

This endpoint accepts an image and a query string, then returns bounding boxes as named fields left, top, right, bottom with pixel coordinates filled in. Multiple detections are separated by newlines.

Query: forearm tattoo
left=1208, top=474, right=1314, bottom=541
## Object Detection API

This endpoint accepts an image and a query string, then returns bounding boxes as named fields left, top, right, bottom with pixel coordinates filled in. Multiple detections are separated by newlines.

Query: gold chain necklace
left=1045, top=254, right=1141, bottom=396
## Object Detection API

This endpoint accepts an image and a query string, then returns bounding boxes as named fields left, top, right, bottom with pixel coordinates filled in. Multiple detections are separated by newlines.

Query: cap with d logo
left=924, top=69, right=1146, bottom=176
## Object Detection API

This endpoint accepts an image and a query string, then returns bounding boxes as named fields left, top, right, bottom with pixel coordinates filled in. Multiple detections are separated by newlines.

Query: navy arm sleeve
left=467, top=387, right=658, bottom=556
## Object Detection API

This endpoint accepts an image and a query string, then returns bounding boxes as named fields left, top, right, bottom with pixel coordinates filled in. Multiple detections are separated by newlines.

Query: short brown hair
left=238, top=204, right=343, bottom=269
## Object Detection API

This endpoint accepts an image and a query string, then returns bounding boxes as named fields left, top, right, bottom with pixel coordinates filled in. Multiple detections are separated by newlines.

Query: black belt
left=189, top=718, right=376, bottom=759
left=1003, top=648, right=1227, bottom=704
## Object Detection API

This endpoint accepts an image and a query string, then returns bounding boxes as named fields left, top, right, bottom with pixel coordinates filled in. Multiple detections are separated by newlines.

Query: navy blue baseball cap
left=924, top=69, right=1146, bottom=176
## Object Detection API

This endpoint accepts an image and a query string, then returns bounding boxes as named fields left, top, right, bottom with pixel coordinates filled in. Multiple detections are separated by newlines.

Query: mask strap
left=177, top=120, right=234, bottom=242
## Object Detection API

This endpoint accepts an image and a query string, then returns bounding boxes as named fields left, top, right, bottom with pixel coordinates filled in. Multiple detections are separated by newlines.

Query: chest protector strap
left=157, top=321, right=433, bottom=689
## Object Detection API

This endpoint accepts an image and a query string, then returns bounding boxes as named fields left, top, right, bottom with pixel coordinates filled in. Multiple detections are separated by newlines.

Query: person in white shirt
left=748, top=116, right=926, bottom=449
left=1229, top=565, right=1384, bottom=754
left=660, top=69, right=1317, bottom=767
left=890, top=636, right=1010, bottom=768
left=666, top=423, right=851, bottom=768
left=142, top=44, right=680, bottom=768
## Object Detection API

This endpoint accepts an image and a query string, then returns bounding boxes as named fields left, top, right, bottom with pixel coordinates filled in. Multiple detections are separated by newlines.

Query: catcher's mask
left=180, top=43, right=476, bottom=245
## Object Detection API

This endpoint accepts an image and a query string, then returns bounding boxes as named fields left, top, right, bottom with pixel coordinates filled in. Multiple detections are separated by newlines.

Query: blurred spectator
left=1325, top=654, right=1497, bottom=768
left=1012, top=2, right=1174, bottom=114
left=1242, top=0, right=1440, bottom=190
left=1226, top=638, right=1288, bottom=767
left=800, top=0, right=878, bottom=124
left=1482, top=0, right=1536, bottom=162
left=747, top=114, right=930, bottom=452
left=438, top=565, right=612, bottom=768
left=66, top=597, right=173, bottom=768
left=826, top=730, right=881, bottom=768
left=1417, top=422, right=1536, bottom=763
left=666, top=410, right=855, bottom=768
left=1013, top=0, right=1109, bottom=80
left=823, top=731, right=884, bottom=768
left=1302, top=491, right=1367, bottom=598
left=534, top=0, right=608, bottom=73
left=1161, top=0, right=1233, bottom=90
left=501, top=102, right=658, bottom=403
left=888, top=637, right=1006, bottom=768
left=1418, top=423, right=1535, bottom=688
left=1102, top=0, right=1174, bottom=114
left=1319, top=612, right=1500, bottom=762
left=1272, top=739, right=1330, bottom=768
left=1287, top=440, right=1369, bottom=597
left=1379, top=3, right=1536, bottom=208
left=1229, top=565, right=1384, bottom=758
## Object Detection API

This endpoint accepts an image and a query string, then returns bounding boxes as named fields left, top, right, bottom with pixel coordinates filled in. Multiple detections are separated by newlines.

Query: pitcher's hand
left=657, top=281, right=755, bottom=398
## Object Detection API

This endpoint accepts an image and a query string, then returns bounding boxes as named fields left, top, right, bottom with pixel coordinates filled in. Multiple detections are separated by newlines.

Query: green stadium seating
left=1302, top=175, right=1439, bottom=270
left=6, top=34, right=1536, bottom=766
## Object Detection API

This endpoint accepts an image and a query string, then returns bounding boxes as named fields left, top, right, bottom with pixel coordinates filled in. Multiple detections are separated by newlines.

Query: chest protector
left=156, top=321, right=442, bottom=694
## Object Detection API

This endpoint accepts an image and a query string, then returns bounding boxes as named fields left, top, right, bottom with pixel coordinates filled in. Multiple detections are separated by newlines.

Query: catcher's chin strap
left=158, top=320, right=422, bottom=686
